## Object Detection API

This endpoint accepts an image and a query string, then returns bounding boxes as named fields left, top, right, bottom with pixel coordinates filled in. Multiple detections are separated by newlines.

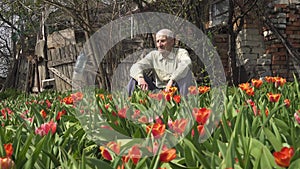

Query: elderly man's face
left=156, top=35, right=174, bottom=55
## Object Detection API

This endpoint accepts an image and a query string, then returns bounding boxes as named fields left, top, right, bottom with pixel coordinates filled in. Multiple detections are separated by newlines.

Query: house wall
left=211, top=1, right=300, bottom=82
left=263, top=2, right=300, bottom=81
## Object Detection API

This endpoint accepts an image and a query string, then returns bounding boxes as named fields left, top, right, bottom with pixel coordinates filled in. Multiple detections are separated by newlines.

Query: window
left=209, top=0, right=229, bottom=27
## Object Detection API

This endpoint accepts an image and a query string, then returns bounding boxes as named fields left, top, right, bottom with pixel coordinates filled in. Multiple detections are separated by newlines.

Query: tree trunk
left=228, top=32, right=238, bottom=85
left=227, top=0, right=238, bottom=86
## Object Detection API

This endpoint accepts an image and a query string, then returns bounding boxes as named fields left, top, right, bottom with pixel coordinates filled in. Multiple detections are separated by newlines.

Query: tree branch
left=0, top=13, right=20, bottom=32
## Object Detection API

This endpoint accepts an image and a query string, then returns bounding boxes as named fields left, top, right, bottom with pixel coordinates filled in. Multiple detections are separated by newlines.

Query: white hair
left=156, top=29, right=175, bottom=39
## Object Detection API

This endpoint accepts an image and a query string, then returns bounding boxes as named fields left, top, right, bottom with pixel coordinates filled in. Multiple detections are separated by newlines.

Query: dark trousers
left=127, top=71, right=194, bottom=96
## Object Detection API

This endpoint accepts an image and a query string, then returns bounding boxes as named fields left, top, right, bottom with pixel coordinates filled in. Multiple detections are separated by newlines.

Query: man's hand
left=138, top=77, right=148, bottom=90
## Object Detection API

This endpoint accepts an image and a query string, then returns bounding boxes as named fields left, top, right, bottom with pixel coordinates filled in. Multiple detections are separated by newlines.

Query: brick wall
left=210, top=1, right=300, bottom=82
left=263, top=2, right=300, bottom=81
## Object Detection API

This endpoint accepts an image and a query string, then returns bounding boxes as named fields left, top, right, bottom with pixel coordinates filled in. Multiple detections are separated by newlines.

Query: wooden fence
left=47, top=43, right=83, bottom=91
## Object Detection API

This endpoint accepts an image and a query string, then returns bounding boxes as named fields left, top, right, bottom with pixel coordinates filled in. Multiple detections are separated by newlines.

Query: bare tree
left=227, top=0, right=259, bottom=85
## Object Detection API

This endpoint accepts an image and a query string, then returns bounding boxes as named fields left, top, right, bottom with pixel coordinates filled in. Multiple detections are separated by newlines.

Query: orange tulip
left=251, top=79, right=263, bottom=88
left=239, top=83, right=250, bottom=91
left=62, top=96, right=73, bottom=104
left=198, top=86, right=210, bottom=94
left=98, top=94, right=105, bottom=100
left=274, top=77, right=286, bottom=87
left=245, top=87, right=255, bottom=96
left=40, top=109, right=47, bottom=119
left=138, top=116, right=149, bottom=123
left=273, top=147, right=294, bottom=167
left=71, top=91, right=84, bottom=102
left=167, top=86, right=178, bottom=94
left=267, top=93, right=281, bottom=102
left=146, top=123, right=166, bottom=139
left=188, top=86, right=198, bottom=95
left=284, top=99, right=290, bottom=108
left=160, top=148, right=176, bottom=163
left=117, top=164, right=125, bottom=169
left=265, top=76, right=276, bottom=83
left=169, top=119, right=188, bottom=135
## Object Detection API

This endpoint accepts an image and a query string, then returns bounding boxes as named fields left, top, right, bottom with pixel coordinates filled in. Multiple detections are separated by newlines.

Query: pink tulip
left=294, top=111, right=300, bottom=124
left=35, top=120, right=57, bottom=137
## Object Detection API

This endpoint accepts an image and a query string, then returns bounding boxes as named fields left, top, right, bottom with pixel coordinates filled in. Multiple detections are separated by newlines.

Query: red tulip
left=160, top=148, right=176, bottom=163
left=99, top=146, right=112, bottom=161
left=117, top=107, right=127, bottom=119
left=274, top=77, right=286, bottom=87
left=56, top=110, right=67, bottom=121
left=197, top=124, right=205, bottom=137
left=267, top=93, right=281, bottom=102
left=164, top=93, right=171, bottom=102
left=1, top=108, right=13, bottom=119
left=193, top=107, right=211, bottom=125
left=146, top=123, right=166, bottom=139
left=265, top=107, right=269, bottom=117
left=128, top=145, right=141, bottom=165
left=0, top=157, right=14, bottom=169
left=247, top=100, right=260, bottom=116
left=3, top=143, right=13, bottom=157
left=265, top=76, right=276, bottom=83
left=148, top=93, right=163, bottom=101
left=138, top=116, right=148, bottom=123
left=273, top=147, right=294, bottom=167
left=100, top=142, right=120, bottom=161
left=107, top=141, right=120, bottom=155
left=173, top=95, right=181, bottom=104
left=45, top=99, right=52, bottom=108
left=122, top=145, right=141, bottom=165
left=251, top=79, right=263, bottom=88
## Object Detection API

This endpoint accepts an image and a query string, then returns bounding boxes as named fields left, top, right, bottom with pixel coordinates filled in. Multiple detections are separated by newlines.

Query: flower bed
left=0, top=76, right=300, bottom=169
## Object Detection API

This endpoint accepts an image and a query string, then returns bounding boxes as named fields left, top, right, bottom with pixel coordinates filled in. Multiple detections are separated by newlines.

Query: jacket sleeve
left=170, top=49, right=192, bottom=81
left=130, top=52, right=154, bottom=81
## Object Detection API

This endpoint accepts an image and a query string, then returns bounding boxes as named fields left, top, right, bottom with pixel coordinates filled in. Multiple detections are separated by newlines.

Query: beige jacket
left=130, top=48, right=192, bottom=88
